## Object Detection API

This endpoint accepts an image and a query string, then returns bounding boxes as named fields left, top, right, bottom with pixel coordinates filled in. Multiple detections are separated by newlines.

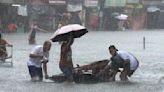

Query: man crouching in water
left=108, top=45, right=139, bottom=81
left=59, top=33, right=74, bottom=82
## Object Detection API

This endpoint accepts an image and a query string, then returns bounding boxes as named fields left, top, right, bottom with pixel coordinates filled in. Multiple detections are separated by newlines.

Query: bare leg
left=120, top=69, right=128, bottom=81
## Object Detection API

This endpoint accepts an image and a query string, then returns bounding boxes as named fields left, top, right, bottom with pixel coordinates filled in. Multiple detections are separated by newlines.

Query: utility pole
left=98, top=0, right=105, bottom=30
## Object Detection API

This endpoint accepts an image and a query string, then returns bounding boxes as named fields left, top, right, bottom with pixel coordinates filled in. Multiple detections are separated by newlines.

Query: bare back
left=60, top=43, right=73, bottom=68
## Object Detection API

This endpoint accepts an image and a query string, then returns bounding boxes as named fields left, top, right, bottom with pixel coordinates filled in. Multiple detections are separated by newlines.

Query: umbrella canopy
left=147, top=6, right=160, bottom=12
left=115, top=14, right=128, bottom=20
left=50, top=24, right=88, bottom=42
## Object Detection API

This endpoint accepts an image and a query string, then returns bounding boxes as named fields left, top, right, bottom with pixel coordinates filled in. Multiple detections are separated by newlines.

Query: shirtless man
left=59, top=33, right=74, bottom=82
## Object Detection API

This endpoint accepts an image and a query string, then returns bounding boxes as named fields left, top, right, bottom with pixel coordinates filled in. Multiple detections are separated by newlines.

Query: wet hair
left=44, top=40, right=52, bottom=46
left=43, top=40, right=52, bottom=51
left=109, top=45, right=118, bottom=51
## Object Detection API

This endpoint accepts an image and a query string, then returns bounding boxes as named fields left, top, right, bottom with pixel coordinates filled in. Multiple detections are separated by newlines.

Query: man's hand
left=41, top=57, right=48, bottom=63
left=41, top=60, right=48, bottom=63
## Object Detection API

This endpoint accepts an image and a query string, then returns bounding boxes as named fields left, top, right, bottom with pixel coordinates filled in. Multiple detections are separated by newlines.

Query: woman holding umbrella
left=59, top=33, right=74, bottom=82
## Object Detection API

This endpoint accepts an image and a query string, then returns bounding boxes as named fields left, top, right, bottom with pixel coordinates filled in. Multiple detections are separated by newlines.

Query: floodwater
left=0, top=30, right=164, bottom=92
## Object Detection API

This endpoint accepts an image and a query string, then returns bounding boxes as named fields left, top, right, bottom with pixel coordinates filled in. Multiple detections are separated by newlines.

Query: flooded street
left=0, top=30, right=164, bottom=92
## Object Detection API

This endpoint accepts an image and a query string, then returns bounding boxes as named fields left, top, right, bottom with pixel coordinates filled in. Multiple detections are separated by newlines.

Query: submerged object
left=49, top=59, right=110, bottom=83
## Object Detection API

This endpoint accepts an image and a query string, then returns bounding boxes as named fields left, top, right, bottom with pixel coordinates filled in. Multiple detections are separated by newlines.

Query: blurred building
left=0, top=0, right=27, bottom=32
left=143, top=0, right=163, bottom=29
left=1, top=0, right=164, bottom=32
left=126, top=0, right=145, bottom=30
left=83, top=0, right=100, bottom=30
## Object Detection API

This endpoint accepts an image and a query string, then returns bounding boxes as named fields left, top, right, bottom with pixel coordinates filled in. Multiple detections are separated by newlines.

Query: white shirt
left=117, top=51, right=138, bottom=70
left=27, top=45, right=49, bottom=68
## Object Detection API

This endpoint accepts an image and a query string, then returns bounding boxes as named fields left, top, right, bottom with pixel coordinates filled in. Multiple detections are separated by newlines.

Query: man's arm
left=66, top=33, right=74, bottom=47
left=62, top=33, right=74, bottom=51
left=29, top=53, right=43, bottom=58
left=5, top=41, right=12, bottom=47
left=122, top=59, right=130, bottom=66
left=36, top=26, right=47, bottom=32
left=0, top=48, right=7, bottom=54
left=1, top=39, right=12, bottom=47
left=43, top=62, right=49, bottom=79
left=95, top=61, right=111, bottom=77
left=123, top=59, right=130, bottom=70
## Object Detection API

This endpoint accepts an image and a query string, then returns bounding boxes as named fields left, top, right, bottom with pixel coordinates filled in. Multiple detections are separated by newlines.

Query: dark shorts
left=59, top=65, right=73, bottom=79
left=127, top=70, right=135, bottom=77
left=28, top=66, right=43, bottom=80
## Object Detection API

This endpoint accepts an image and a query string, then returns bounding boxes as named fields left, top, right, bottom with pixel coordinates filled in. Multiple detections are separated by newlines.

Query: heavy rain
left=0, top=0, right=164, bottom=92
